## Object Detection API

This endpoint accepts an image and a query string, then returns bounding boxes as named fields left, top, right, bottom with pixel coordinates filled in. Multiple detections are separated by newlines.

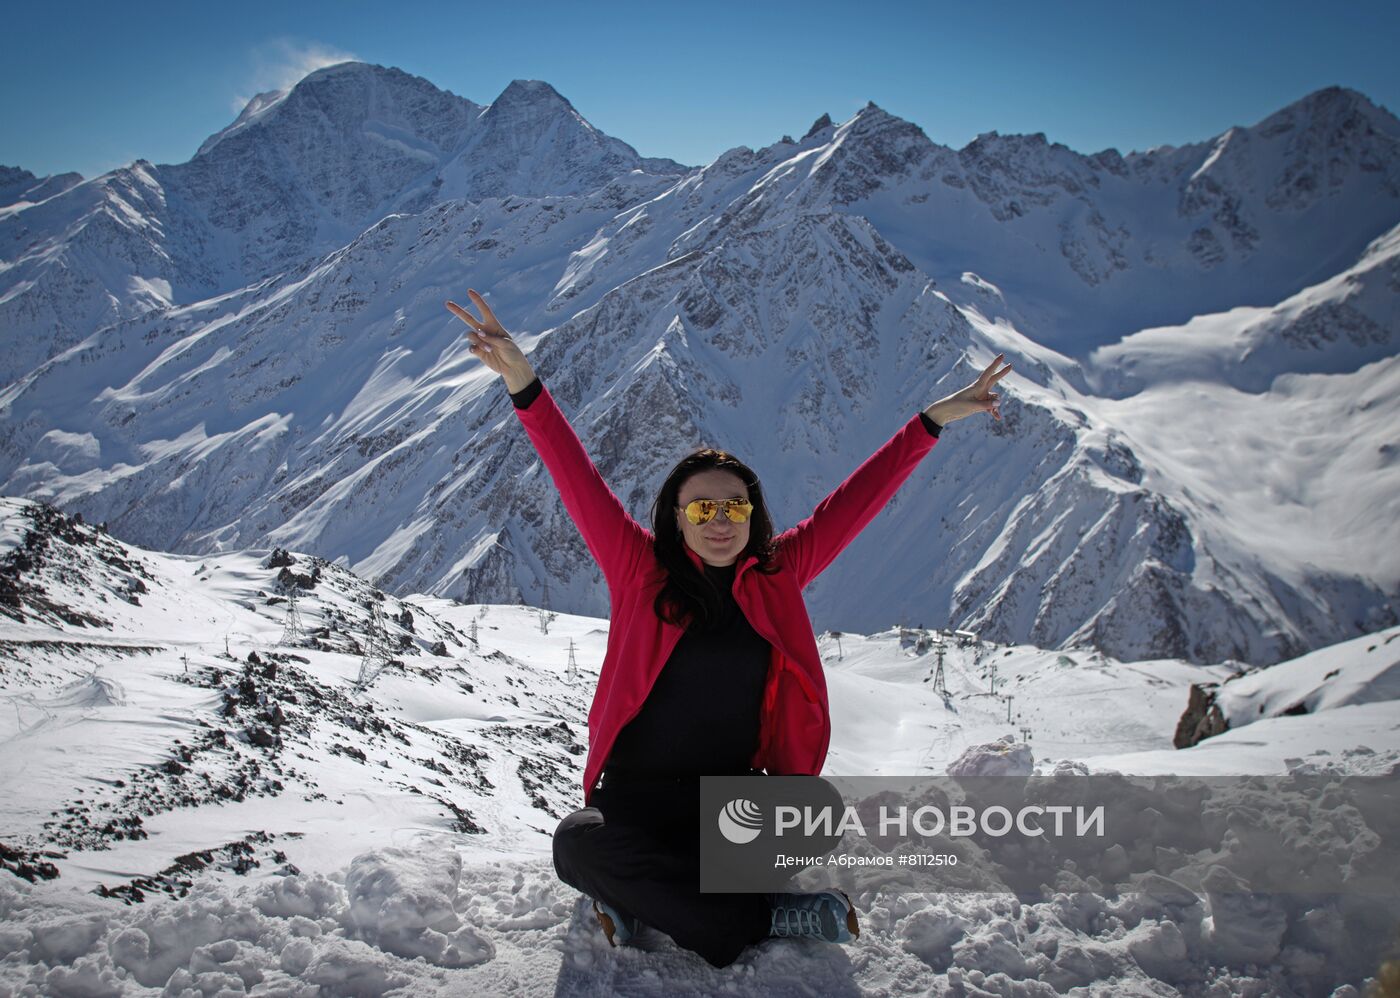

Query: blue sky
left=3, top=0, right=1397, bottom=180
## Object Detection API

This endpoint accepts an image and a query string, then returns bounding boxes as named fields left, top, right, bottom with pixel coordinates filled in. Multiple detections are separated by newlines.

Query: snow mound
left=0, top=855, right=501, bottom=996
left=947, top=735, right=1034, bottom=778
left=45, top=674, right=125, bottom=710
left=344, top=846, right=495, bottom=968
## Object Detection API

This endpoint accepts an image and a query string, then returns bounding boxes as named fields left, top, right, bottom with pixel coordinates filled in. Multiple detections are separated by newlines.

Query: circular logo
left=717, top=798, right=764, bottom=844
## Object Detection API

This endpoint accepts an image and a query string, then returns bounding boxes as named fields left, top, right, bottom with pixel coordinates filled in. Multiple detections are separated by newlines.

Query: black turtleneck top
left=604, top=560, right=773, bottom=778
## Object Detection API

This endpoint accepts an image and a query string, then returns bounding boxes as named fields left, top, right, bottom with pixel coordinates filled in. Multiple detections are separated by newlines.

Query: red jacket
left=513, top=384, right=940, bottom=805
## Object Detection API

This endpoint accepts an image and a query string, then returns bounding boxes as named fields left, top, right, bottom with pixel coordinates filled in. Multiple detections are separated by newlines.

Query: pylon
left=356, top=600, right=392, bottom=687
left=280, top=586, right=304, bottom=646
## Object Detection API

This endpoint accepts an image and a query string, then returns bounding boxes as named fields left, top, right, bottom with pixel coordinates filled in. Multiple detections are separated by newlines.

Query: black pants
left=552, top=770, right=773, bottom=968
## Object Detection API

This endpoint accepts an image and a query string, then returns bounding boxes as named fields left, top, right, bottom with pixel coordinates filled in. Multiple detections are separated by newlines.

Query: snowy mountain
left=1, top=69, right=1397, bottom=667
left=853, top=86, right=1400, bottom=350
left=0, top=165, right=83, bottom=210
left=0, top=63, right=688, bottom=385
left=1, top=497, right=1395, bottom=994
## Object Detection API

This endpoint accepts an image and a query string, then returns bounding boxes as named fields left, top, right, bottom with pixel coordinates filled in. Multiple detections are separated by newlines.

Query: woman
left=447, top=289, right=1009, bottom=967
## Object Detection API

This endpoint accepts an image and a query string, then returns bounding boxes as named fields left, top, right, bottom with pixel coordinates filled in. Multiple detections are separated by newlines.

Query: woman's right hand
left=446, top=289, right=536, bottom=393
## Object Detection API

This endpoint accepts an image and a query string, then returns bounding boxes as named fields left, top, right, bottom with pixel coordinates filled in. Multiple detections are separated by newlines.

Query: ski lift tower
left=930, top=635, right=947, bottom=696
left=279, top=586, right=305, bottom=647
left=356, top=600, right=392, bottom=688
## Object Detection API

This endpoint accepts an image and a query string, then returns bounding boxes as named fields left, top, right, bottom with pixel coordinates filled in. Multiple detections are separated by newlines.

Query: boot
left=767, top=890, right=859, bottom=944
left=593, top=898, right=640, bottom=947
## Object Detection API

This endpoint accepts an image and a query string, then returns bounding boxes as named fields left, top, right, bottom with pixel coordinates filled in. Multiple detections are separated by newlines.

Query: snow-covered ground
left=1, top=497, right=1396, bottom=995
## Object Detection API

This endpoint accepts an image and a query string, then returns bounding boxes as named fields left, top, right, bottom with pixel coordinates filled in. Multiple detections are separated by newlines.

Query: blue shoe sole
left=593, top=899, right=637, bottom=947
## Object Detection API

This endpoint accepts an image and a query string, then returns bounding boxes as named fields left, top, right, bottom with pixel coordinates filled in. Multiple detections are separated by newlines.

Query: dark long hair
left=650, top=448, right=781, bottom=631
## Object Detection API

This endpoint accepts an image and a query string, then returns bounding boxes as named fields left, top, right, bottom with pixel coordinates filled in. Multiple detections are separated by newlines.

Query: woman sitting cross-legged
left=447, top=289, right=1009, bottom=967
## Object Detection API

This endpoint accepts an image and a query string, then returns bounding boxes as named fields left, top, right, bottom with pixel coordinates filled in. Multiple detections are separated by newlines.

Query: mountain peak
left=300, top=60, right=369, bottom=82
left=195, top=63, right=477, bottom=161
left=845, top=101, right=914, bottom=136
left=803, top=113, right=834, bottom=140
left=490, top=79, right=572, bottom=111
left=288, top=61, right=454, bottom=106
left=1254, top=84, right=1400, bottom=141
left=1296, top=85, right=1384, bottom=114
left=198, top=64, right=387, bottom=158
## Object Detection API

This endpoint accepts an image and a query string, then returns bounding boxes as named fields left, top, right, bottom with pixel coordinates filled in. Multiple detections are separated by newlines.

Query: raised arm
left=447, top=290, right=650, bottom=589
left=778, top=354, right=1011, bottom=589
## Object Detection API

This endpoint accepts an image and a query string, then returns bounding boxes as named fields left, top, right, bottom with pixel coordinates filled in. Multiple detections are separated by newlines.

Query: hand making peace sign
left=445, top=290, right=538, bottom=394
left=924, top=354, right=1012, bottom=426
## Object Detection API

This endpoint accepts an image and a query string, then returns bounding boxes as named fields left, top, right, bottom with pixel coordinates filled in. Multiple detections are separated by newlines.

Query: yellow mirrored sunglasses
left=679, top=497, right=753, bottom=526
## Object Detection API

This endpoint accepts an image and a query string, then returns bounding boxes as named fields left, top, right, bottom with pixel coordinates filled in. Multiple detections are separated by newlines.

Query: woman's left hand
left=923, top=354, right=1013, bottom=426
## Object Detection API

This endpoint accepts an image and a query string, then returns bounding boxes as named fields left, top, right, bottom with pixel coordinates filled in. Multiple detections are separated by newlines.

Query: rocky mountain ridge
left=1, top=70, right=1396, bottom=665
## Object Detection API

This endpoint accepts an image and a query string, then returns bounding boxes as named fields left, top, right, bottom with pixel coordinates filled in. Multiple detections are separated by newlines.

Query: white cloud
left=230, top=39, right=360, bottom=113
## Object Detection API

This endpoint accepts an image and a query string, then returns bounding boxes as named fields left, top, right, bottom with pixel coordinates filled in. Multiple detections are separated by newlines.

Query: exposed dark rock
left=276, top=565, right=317, bottom=591
left=1173, top=682, right=1229, bottom=748
left=0, top=842, right=62, bottom=883
left=246, top=725, right=278, bottom=748
left=329, top=743, right=366, bottom=763
left=0, top=501, right=123, bottom=627
left=416, top=790, right=484, bottom=834
left=93, top=831, right=288, bottom=904
left=803, top=113, right=833, bottom=140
